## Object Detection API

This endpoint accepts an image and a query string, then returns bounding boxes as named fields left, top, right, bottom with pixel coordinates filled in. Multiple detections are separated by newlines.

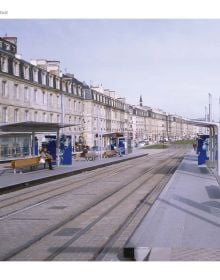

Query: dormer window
left=13, top=60, right=19, bottom=76
left=33, top=68, right=38, bottom=82
left=42, top=72, right=46, bottom=85
left=68, top=82, right=72, bottom=93
left=49, top=75, right=53, bottom=87
left=23, top=65, right=29, bottom=79
left=56, top=78, right=60, bottom=89
left=1, top=56, right=8, bottom=72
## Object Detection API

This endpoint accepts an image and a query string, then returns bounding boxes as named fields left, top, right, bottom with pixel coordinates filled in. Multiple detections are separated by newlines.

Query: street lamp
left=219, top=97, right=220, bottom=123
left=208, top=93, right=212, bottom=122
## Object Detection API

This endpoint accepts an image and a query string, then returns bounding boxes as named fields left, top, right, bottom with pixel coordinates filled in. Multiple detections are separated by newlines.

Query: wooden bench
left=102, top=150, right=117, bottom=158
left=11, top=156, right=41, bottom=174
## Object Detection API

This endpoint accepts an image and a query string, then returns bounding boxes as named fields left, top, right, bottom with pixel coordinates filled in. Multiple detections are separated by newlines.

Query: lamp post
left=219, top=97, right=220, bottom=123
left=96, top=105, right=102, bottom=160
left=208, top=93, right=212, bottom=122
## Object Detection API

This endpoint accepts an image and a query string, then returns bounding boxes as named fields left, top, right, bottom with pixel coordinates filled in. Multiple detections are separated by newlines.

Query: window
left=68, top=83, right=72, bottom=93
left=14, top=109, right=19, bottom=122
left=2, top=80, right=7, bottom=97
left=25, top=110, right=29, bottom=121
left=34, top=111, right=38, bottom=122
left=14, top=84, right=19, bottom=99
left=33, top=68, right=38, bottom=82
left=61, top=82, right=65, bottom=92
left=42, top=72, right=46, bottom=85
left=34, top=89, right=37, bottom=103
left=43, top=112, right=47, bottom=122
left=49, top=93, right=53, bottom=106
left=73, top=86, right=77, bottom=95
left=56, top=78, right=60, bottom=89
left=5, top=43, right=10, bottom=51
left=2, top=107, right=8, bottom=123
left=49, top=75, right=53, bottom=87
left=1, top=56, right=8, bottom=72
left=57, top=95, right=60, bottom=108
left=23, top=65, right=29, bottom=79
left=78, top=87, right=83, bottom=96
left=24, top=87, right=29, bottom=101
left=42, top=91, right=46, bottom=105
left=57, top=114, right=60, bottom=123
left=50, top=113, right=53, bottom=123
left=13, top=61, right=19, bottom=76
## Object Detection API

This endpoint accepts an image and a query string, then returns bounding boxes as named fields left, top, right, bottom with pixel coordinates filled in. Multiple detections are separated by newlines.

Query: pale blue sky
left=1, top=19, right=220, bottom=120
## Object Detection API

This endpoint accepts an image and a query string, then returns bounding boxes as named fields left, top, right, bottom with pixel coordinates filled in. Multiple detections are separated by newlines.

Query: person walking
left=193, top=142, right=197, bottom=151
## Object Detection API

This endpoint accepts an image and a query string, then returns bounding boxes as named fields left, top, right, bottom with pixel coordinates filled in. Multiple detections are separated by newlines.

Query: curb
left=0, top=153, right=148, bottom=194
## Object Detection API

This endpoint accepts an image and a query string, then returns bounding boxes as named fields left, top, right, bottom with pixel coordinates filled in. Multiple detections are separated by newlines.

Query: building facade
left=0, top=36, right=200, bottom=160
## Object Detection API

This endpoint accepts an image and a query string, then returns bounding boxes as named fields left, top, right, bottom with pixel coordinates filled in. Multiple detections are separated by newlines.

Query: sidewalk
left=0, top=148, right=162, bottom=193
left=124, top=151, right=220, bottom=261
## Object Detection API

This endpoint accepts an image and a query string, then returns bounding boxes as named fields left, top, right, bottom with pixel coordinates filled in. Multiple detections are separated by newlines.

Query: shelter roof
left=0, top=121, right=79, bottom=133
left=187, top=120, right=219, bottom=128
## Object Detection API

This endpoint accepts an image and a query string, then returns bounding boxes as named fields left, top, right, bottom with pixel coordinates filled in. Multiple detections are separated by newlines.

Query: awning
left=0, top=121, right=79, bottom=133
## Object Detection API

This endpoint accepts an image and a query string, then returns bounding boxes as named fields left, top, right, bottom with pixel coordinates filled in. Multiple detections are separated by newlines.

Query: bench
left=102, top=150, right=117, bottom=158
left=73, top=152, right=83, bottom=161
left=11, top=156, right=41, bottom=174
left=84, top=152, right=98, bottom=161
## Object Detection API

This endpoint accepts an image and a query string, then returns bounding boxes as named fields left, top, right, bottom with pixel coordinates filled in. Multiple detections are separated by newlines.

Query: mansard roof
left=63, top=73, right=89, bottom=88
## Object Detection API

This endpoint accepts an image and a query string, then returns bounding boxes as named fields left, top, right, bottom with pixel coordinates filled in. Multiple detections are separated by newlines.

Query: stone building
left=0, top=36, right=200, bottom=160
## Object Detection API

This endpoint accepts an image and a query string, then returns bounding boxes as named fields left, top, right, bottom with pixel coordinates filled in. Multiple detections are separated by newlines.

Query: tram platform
left=0, top=148, right=161, bottom=193
left=124, top=151, right=220, bottom=261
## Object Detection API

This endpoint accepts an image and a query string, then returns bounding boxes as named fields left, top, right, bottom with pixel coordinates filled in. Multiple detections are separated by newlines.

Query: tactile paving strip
left=149, top=247, right=220, bottom=261
left=170, top=248, right=220, bottom=261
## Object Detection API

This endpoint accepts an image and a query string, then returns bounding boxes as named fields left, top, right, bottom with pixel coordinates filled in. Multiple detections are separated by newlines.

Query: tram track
left=94, top=163, right=178, bottom=261
left=0, top=151, right=171, bottom=219
left=0, top=155, right=151, bottom=218
left=46, top=155, right=183, bottom=261
left=1, top=148, right=186, bottom=261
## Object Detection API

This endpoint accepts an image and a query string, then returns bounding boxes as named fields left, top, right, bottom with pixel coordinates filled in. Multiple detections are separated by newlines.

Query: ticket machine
left=197, top=135, right=209, bottom=165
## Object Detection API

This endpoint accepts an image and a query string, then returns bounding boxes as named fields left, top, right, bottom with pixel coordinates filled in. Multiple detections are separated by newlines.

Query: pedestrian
left=193, top=142, right=197, bottom=151
left=118, top=147, right=123, bottom=157
left=40, top=147, right=54, bottom=170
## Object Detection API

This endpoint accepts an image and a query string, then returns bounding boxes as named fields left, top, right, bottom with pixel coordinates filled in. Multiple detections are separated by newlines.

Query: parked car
left=138, top=141, right=148, bottom=147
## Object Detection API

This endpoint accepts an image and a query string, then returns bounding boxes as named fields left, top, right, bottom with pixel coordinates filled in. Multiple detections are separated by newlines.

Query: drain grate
left=55, top=228, right=81, bottom=236
left=11, top=218, right=49, bottom=220
left=49, top=206, right=67, bottom=210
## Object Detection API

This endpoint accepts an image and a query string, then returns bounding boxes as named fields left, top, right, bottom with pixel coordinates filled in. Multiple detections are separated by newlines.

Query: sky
left=1, top=19, right=220, bottom=120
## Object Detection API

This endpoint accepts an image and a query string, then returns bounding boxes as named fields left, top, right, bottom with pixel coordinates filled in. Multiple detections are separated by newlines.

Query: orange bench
left=11, top=156, right=41, bottom=174
left=102, top=150, right=117, bottom=158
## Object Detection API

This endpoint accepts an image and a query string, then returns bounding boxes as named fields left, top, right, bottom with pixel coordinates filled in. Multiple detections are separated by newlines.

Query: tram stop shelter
left=0, top=121, right=79, bottom=166
left=187, top=119, right=220, bottom=176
